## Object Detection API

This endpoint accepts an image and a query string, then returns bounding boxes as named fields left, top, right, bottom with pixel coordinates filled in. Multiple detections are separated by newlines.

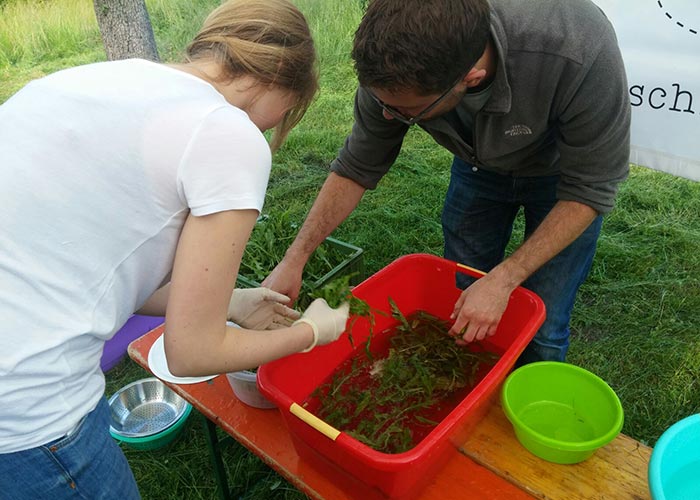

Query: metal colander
left=108, top=378, right=190, bottom=438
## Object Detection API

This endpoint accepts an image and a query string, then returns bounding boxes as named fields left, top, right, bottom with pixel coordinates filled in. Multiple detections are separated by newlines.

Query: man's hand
left=448, top=273, right=514, bottom=343
left=448, top=201, right=598, bottom=344
left=261, top=259, right=305, bottom=304
left=227, top=287, right=300, bottom=330
left=263, top=173, right=367, bottom=304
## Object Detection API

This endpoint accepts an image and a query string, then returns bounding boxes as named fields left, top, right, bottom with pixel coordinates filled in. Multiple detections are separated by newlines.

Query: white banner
left=593, top=0, right=700, bottom=181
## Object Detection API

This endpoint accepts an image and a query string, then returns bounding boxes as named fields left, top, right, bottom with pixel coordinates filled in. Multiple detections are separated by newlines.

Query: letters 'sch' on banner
left=593, top=0, right=699, bottom=181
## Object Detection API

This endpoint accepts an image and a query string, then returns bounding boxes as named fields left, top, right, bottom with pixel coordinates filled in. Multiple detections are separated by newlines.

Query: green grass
left=3, top=0, right=699, bottom=497
left=568, top=168, right=700, bottom=444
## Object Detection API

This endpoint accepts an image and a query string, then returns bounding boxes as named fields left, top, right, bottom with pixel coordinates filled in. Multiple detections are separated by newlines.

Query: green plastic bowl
left=110, top=403, right=192, bottom=451
left=501, top=361, right=624, bottom=464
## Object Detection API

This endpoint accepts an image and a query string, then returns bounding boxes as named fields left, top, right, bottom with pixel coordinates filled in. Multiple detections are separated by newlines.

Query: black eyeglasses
left=367, top=74, right=465, bottom=125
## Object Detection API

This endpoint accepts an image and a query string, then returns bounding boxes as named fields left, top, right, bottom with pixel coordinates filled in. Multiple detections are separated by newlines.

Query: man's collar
left=481, top=10, right=511, bottom=115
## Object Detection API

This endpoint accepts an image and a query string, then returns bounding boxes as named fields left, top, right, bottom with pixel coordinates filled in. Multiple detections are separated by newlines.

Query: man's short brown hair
left=352, top=0, right=490, bottom=94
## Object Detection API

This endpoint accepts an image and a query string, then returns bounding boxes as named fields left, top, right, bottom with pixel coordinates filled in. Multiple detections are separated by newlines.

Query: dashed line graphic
left=657, top=1, right=698, bottom=34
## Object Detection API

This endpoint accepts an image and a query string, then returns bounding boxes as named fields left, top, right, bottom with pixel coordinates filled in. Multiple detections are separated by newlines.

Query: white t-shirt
left=0, top=59, right=271, bottom=453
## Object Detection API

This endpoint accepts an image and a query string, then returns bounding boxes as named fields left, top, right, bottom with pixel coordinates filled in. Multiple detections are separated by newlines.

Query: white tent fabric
left=593, top=0, right=700, bottom=181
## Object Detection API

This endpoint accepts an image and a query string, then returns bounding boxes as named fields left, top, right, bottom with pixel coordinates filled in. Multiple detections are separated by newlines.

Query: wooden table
left=128, top=326, right=652, bottom=500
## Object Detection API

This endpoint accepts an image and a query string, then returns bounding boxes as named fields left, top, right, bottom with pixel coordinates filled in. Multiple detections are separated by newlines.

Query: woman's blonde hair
left=187, top=0, right=319, bottom=151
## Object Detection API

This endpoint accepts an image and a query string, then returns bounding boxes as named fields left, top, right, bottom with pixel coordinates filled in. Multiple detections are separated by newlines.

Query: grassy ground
left=3, top=0, right=699, bottom=498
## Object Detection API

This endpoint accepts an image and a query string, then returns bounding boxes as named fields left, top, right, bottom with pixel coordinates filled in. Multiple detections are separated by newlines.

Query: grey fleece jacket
left=330, top=0, right=631, bottom=214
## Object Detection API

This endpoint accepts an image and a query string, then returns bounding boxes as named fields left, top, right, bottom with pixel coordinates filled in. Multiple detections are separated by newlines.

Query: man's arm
left=449, top=200, right=597, bottom=342
left=451, top=16, right=630, bottom=343
left=263, top=87, right=407, bottom=301
left=262, top=172, right=366, bottom=301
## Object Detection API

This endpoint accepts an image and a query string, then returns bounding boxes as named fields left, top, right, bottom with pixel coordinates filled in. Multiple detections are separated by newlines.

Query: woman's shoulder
left=195, top=105, right=268, bottom=148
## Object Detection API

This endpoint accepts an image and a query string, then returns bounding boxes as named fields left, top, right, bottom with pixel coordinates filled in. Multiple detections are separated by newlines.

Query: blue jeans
left=0, top=397, right=140, bottom=500
left=441, top=157, right=602, bottom=365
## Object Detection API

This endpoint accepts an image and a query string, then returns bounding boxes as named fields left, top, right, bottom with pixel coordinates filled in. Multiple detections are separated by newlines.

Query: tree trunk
left=93, top=0, right=160, bottom=62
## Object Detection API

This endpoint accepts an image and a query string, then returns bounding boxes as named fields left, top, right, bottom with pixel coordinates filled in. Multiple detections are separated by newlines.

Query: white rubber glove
left=227, top=287, right=300, bottom=330
left=293, top=298, right=350, bottom=352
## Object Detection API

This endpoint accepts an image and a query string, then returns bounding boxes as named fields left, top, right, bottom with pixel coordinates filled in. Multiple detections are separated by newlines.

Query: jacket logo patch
left=504, top=124, right=533, bottom=137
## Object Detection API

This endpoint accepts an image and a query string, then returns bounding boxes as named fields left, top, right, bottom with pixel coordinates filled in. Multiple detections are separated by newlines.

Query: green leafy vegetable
left=308, top=306, right=500, bottom=454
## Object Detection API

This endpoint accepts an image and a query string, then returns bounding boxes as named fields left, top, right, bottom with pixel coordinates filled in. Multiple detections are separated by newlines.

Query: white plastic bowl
left=226, top=370, right=275, bottom=409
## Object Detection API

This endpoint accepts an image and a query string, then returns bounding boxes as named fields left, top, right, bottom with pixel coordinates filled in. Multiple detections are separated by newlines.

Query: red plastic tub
left=257, top=254, right=545, bottom=499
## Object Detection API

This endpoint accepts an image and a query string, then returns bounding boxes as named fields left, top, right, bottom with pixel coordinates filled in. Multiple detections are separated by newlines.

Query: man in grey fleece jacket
left=263, top=0, right=630, bottom=365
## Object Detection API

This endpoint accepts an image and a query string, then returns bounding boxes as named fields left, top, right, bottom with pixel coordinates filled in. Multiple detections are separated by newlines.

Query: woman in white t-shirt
left=0, top=0, right=349, bottom=497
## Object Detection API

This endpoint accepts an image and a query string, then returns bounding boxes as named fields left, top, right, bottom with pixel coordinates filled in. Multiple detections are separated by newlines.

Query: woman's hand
left=227, top=287, right=300, bottom=329
left=293, top=298, right=350, bottom=352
